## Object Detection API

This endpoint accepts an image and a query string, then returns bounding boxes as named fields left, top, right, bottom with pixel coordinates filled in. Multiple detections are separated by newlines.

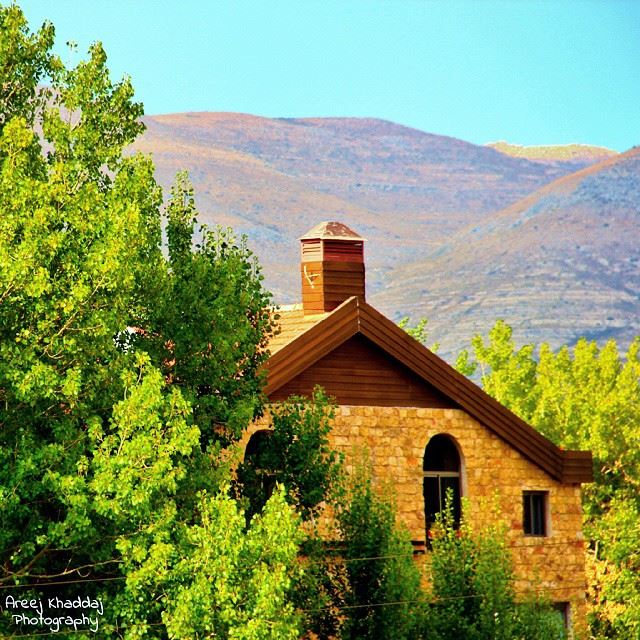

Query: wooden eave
left=265, top=297, right=593, bottom=484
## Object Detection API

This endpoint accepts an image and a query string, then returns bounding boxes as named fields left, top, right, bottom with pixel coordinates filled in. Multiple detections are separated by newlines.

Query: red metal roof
left=299, top=221, right=366, bottom=242
left=266, top=296, right=593, bottom=484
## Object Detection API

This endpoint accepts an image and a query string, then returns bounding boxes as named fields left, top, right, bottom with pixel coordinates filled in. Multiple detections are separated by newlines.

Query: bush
left=336, top=460, right=424, bottom=640
left=424, top=494, right=567, bottom=640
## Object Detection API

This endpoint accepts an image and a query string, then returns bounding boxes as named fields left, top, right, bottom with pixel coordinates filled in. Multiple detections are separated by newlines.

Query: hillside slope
left=372, top=148, right=640, bottom=359
left=133, top=113, right=587, bottom=300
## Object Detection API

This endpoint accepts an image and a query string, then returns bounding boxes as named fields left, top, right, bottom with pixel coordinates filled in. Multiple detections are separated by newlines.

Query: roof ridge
left=264, top=298, right=592, bottom=484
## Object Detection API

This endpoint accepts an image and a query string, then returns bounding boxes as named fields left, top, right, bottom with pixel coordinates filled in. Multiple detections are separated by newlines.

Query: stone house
left=245, top=221, right=593, bottom=626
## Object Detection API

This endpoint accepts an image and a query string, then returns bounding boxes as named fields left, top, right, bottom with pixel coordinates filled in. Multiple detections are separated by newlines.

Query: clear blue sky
left=19, top=0, right=640, bottom=151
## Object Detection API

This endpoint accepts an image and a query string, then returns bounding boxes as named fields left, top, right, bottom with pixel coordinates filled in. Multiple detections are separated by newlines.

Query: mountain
left=371, top=148, right=640, bottom=359
left=487, top=141, right=617, bottom=166
left=133, top=113, right=588, bottom=301
left=132, top=112, right=637, bottom=359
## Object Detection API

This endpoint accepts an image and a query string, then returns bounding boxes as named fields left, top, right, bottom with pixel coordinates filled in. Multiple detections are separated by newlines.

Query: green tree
left=454, top=320, right=538, bottom=420
left=0, top=3, right=56, bottom=133
left=457, top=321, right=640, bottom=639
left=0, top=5, right=299, bottom=638
left=398, top=315, right=440, bottom=352
left=1, top=1, right=159, bottom=591
left=236, top=387, right=342, bottom=522
left=146, top=171, right=275, bottom=448
left=146, top=486, right=303, bottom=640
left=234, top=388, right=347, bottom=639
left=336, top=460, right=423, bottom=640
left=425, top=495, right=566, bottom=640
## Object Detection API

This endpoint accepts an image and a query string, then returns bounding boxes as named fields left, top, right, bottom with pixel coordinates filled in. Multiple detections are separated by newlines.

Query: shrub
left=336, top=460, right=424, bottom=640
left=424, top=493, right=567, bottom=640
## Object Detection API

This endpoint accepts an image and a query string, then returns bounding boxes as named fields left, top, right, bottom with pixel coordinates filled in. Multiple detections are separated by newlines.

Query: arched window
left=423, top=434, right=462, bottom=536
left=242, top=430, right=277, bottom=517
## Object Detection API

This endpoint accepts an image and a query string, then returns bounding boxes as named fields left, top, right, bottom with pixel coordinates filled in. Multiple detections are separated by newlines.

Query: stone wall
left=244, top=404, right=587, bottom=628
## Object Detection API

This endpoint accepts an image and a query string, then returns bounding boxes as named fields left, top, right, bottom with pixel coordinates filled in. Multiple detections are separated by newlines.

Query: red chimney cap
left=299, top=221, right=366, bottom=242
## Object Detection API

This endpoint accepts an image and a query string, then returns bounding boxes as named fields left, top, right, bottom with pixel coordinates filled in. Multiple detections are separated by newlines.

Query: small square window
left=523, top=491, right=548, bottom=536
left=552, top=602, right=571, bottom=630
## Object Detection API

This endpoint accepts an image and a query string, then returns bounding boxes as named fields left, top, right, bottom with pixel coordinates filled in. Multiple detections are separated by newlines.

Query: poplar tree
left=0, top=5, right=300, bottom=638
left=457, top=321, right=640, bottom=639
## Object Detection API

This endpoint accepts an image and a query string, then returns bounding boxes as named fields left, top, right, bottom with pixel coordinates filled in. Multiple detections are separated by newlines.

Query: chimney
left=299, top=221, right=366, bottom=314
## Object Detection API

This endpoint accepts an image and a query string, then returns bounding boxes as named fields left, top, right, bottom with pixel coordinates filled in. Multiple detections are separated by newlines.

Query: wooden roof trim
left=357, top=306, right=560, bottom=457
left=265, top=296, right=593, bottom=483
left=357, top=303, right=565, bottom=479
left=561, top=451, right=594, bottom=484
left=358, top=301, right=592, bottom=483
left=266, top=297, right=360, bottom=395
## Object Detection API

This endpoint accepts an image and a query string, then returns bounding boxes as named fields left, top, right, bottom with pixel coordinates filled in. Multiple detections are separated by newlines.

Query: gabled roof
left=269, top=305, right=330, bottom=354
left=266, top=296, right=593, bottom=484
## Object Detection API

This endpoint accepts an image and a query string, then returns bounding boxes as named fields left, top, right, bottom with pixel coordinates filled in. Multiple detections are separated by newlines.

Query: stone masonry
left=244, top=404, right=587, bottom=628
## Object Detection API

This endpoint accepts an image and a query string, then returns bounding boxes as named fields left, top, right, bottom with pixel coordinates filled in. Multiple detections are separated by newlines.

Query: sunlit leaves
left=457, top=322, right=640, bottom=638
left=0, top=5, right=291, bottom=638
left=163, top=488, right=302, bottom=640
left=236, top=388, right=341, bottom=522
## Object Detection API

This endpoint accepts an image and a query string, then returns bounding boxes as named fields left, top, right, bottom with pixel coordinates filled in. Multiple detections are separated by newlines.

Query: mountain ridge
left=132, top=112, right=639, bottom=358
left=487, top=140, right=617, bottom=164
left=372, top=148, right=640, bottom=358
left=134, top=112, right=593, bottom=295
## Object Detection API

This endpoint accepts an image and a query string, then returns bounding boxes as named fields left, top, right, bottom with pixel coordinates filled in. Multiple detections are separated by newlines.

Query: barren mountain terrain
left=134, top=113, right=597, bottom=296
left=133, top=112, right=638, bottom=360
left=374, top=149, right=640, bottom=358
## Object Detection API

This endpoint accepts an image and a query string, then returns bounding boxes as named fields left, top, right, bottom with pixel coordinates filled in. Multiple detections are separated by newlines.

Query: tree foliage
left=1, top=3, right=159, bottom=592
left=424, top=495, right=566, bottom=640
left=0, top=4, right=56, bottom=131
left=398, top=315, right=439, bottom=352
left=330, top=466, right=563, bottom=640
left=335, top=460, right=423, bottom=640
left=236, top=387, right=342, bottom=522
left=158, top=487, right=303, bottom=640
left=234, top=389, right=347, bottom=638
left=456, top=320, right=640, bottom=639
left=0, top=5, right=299, bottom=638
left=147, top=171, right=275, bottom=447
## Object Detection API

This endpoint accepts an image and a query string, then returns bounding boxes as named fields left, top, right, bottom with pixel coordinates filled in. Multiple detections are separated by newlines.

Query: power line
left=303, top=538, right=588, bottom=565
left=300, top=582, right=590, bottom=613
left=3, top=620, right=166, bottom=639
left=1, top=584, right=588, bottom=637
left=0, top=576, right=125, bottom=591
left=0, top=537, right=587, bottom=590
